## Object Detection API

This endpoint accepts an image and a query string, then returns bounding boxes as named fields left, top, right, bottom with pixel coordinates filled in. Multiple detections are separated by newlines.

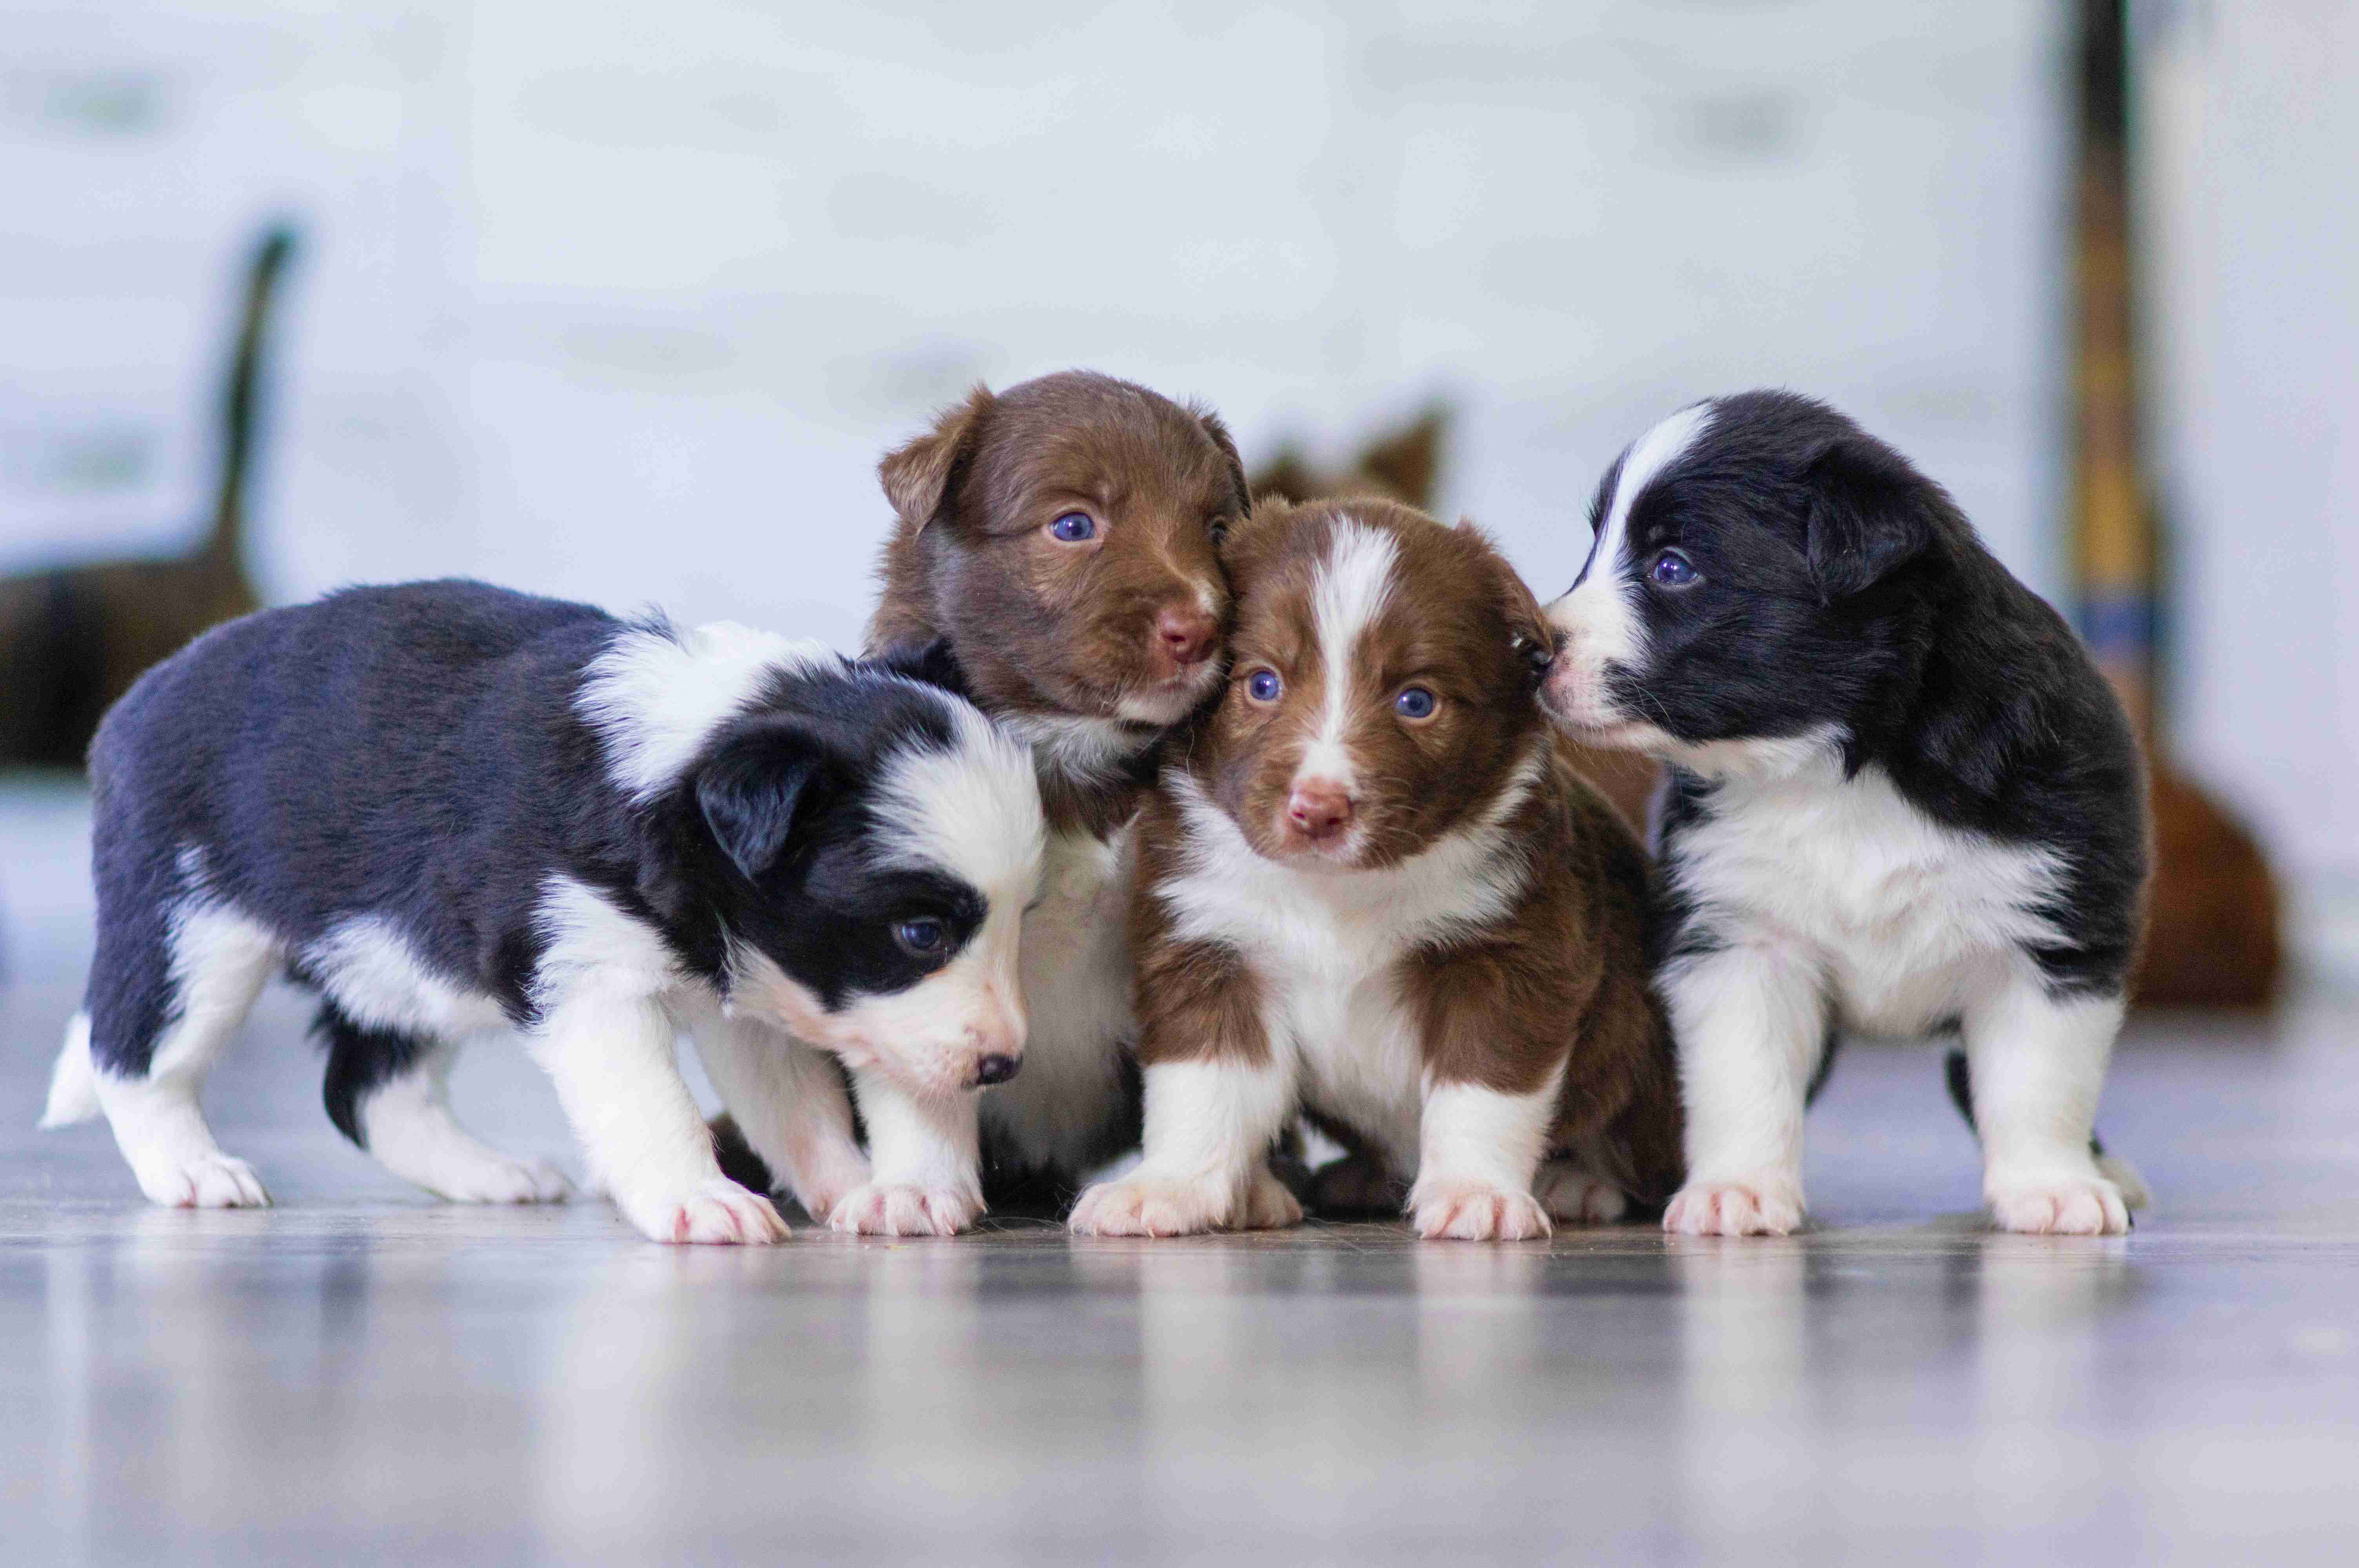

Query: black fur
left=84, top=579, right=990, bottom=1145
left=1581, top=390, right=2148, bottom=998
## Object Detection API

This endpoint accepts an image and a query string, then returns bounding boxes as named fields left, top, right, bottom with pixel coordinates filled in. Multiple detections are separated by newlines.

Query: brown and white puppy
left=1069, top=498, right=1683, bottom=1241
left=712, top=371, right=1248, bottom=1231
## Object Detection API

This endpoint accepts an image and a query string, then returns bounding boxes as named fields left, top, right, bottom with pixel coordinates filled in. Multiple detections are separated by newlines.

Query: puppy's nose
left=1155, top=606, right=1216, bottom=667
left=973, top=1053, right=1021, bottom=1087
left=1286, top=780, right=1354, bottom=842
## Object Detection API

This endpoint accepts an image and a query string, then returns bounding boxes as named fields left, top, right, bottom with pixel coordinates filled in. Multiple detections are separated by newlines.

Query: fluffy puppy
left=39, top=580, right=1042, bottom=1245
left=1070, top=498, right=1683, bottom=1241
left=714, top=370, right=1248, bottom=1218
left=1540, top=390, right=2150, bottom=1236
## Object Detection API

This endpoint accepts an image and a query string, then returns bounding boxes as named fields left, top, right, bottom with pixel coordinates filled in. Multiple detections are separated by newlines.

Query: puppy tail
left=39, top=1011, right=102, bottom=1129
left=1942, top=1047, right=2149, bottom=1213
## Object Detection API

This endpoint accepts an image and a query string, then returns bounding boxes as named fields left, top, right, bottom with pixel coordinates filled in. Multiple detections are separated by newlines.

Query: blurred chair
left=0, top=225, right=297, bottom=769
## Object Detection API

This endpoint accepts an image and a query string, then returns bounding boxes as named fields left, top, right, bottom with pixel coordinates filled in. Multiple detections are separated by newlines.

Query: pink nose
left=1286, top=780, right=1354, bottom=842
left=1155, top=606, right=1216, bottom=668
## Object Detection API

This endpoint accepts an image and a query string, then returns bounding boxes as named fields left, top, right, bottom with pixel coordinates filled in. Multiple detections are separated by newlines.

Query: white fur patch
left=305, top=914, right=512, bottom=1041
left=577, top=619, right=834, bottom=804
left=1544, top=401, right=1712, bottom=730
left=1297, top=517, right=1402, bottom=799
left=40, top=1011, right=99, bottom=1128
left=1002, top=710, right=1152, bottom=787
left=873, top=701, right=1044, bottom=908
left=532, top=875, right=684, bottom=1014
left=1154, top=757, right=1539, bottom=1181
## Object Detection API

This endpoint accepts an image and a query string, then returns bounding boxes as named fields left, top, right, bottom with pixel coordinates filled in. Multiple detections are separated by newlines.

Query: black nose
left=974, top=1054, right=1021, bottom=1087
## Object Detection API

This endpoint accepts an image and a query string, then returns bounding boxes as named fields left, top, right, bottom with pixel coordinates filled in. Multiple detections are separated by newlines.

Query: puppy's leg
left=829, top=1069, right=982, bottom=1237
left=316, top=1006, right=567, bottom=1203
left=686, top=1008, right=868, bottom=1223
left=1963, top=979, right=2131, bottom=1236
left=1411, top=1077, right=1558, bottom=1241
left=91, top=904, right=278, bottom=1209
left=1532, top=1158, right=1629, bottom=1225
left=1660, top=944, right=1826, bottom=1237
left=1069, top=1056, right=1301, bottom=1237
left=531, top=993, right=785, bottom=1245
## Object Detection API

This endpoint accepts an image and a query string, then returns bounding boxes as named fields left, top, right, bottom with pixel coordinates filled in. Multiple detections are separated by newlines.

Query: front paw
left=1409, top=1178, right=1551, bottom=1241
left=1069, top=1176, right=1229, bottom=1237
left=1533, top=1158, right=1628, bottom=1224
left=1986, top=1171, right=2130, bottom=1235
left=619, top=1176, right=789, bottom=1245
left=1663, top=1175, right=1804, bottom=1236
left=828, top=1182, right=981, bottom=1237
left=1239, top=1165, right=1305, bottom=1230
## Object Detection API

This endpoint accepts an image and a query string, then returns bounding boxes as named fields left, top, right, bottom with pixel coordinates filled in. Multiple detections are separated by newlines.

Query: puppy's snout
left=973, top=1053, right=1021, bottom=1087
left=1285, top=779, right=1354, bottom=843
left=1154, top=605, right=1217, bottom=668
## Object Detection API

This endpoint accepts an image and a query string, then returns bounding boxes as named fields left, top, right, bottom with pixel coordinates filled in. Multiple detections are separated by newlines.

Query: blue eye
left=1049, top=512, right=1097, bottom=543
left=1245, top=669, right=1282, bottom=703
left=1648, top=549, right=1698, bottom=588
left=894, top=918, right=947, bottom=956
left=1394, top=686, right=1437, bottom=719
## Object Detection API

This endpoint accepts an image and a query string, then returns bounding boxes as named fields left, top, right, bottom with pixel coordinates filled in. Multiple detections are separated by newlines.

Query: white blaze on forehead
left=873, top=697, right=1046, bottom=909
left=1298, top=517, right=1402, bottom=792
left=579, top=620, right=835, bottom=803
left=1543, top=403, right=1714, bottom=732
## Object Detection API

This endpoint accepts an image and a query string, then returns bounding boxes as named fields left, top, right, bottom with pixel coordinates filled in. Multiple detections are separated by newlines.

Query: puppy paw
left=1409, top=1178, right=1551, bottom=1241
left=1307, top=1149, right=1407, bottom=1216
left=1238, top=1165, right=1305, bottom=1231
left=1533, top=1159, right=1628, bottom=1225
left=827, top=1182, right=981, bottom=1237
left=622, top=1178, right=788, bottom=1245
left=1069, top=1176, right=1228, bottom=1237
left=136, top=1151, right=271, bottom=1209
left=431, top=1156, right=571, bottom=1205
left=1986, top=1171, right=2130, bottom=1236
left=784, top=1149, right=872, bottom=1226
left=1663, top=1176, right=1803, bottom=1236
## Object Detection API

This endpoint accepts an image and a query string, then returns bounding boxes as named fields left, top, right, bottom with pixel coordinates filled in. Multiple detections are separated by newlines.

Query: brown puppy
left=1069, top=497, right=1682, bottom=1240
left=711, top=371, right=1248, bottom=1228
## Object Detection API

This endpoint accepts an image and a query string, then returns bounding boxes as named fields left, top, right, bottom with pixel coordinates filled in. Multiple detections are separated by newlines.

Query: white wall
left=2140, top=0, right=2359, bottom=881
left=4, top=2, right=2068, bottom=688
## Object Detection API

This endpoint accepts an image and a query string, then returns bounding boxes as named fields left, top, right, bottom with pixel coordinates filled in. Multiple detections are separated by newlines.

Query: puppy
left=38, top=580, right=1042, bottom=1244
left=1539, top=390, right=2150, bottom=1236
left=1069, top=498, right=1684, bottom=1241
left=713, top=370, right=1248, bottom=1219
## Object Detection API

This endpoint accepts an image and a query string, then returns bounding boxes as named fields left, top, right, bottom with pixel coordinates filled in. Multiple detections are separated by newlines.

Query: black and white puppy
left=1539, top=391, right=2150, bottom=1236
left=38, top=580, right=1042, bottom=1244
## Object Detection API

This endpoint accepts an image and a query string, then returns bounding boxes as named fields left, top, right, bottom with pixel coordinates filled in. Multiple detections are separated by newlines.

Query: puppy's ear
left=1191, top=403, right=1252, bottom=515
left=1459, top=520, right=1556, bottom=691
left=868, top=635, right=969, bottom=702
left=694, top=719, right=841, bottom=882
left=1803, top=436, right=1937, bottom=601
left=880, top=384, right=994, bottom=532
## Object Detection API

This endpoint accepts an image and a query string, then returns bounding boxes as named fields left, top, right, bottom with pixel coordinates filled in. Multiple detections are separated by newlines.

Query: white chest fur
left=978, top=823, right=1140, bottom=1168
left=1667, top=753, right=2067, bottom=1035
left=1154, top=775, right=1529, bottom=1173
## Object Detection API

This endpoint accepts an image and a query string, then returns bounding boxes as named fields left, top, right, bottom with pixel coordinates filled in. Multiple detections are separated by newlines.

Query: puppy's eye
left=1207, top=516, right=1230, bottom=546
left=1245, top=668, right=1283, bottom=704
left=894, top=918, right=947, bottom=956
left=1394, top=686, right=1438, bottom=720
left=1048, top=512, right=1098, bottom=544
left=1648, top=549, right=1699, bottom=588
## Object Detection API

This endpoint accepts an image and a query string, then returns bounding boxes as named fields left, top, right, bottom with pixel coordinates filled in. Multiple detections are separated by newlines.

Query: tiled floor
left=5, top=783, right=2356, bottom=1563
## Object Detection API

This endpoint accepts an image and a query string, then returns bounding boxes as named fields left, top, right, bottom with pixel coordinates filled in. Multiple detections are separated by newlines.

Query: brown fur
left=868, top=370, right=1248, bottom=837
left=1130, top=497, right=1685, bottom=1210
left=0, top=227, right=295, bottom=768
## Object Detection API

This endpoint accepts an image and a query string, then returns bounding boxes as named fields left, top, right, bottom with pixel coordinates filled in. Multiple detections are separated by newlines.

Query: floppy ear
left=1459, top=520, right=1557, bottom=691
left=867, top=635, right=969, bottom=702
left=693, top=721, right=837, bottom=882
left=1191, top=403, right=1252, bottom=515
left=1803, top=436, right=1937, bottom=601
left=879, top=384, right=994, bottom=531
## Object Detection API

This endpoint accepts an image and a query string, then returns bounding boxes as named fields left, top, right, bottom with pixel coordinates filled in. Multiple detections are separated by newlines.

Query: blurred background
left=1, top=0, right=2352, bottom=996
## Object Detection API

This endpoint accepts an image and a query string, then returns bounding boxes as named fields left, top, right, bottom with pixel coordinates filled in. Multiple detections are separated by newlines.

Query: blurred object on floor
left=1248, top=403, right=1660, bottom=833
left=2072, top=0, right=2281, bottom=1008
left=0, top=224, right=297, bottom=769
